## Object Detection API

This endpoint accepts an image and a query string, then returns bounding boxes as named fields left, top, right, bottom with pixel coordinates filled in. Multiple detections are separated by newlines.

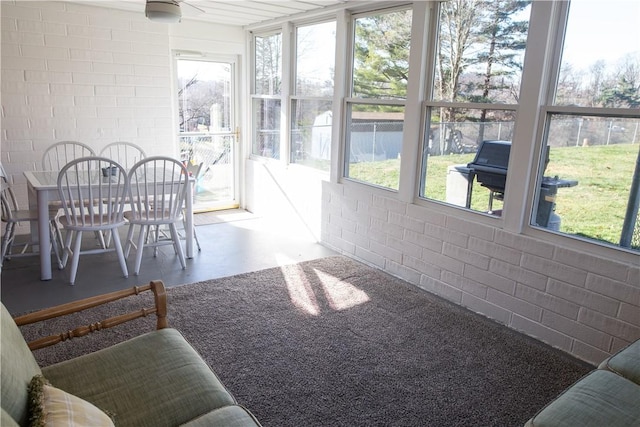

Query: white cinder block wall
left=1, top=1, right=243, bottom=224
left=245, top=160, right=325, bottom=240
left=322, top=181, right=640, bottom=365
left=1, top=1, right=175, bottom=188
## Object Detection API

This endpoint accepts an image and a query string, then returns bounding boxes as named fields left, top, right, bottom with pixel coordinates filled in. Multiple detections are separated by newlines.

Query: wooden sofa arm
left=13, top=280, right=168, bottom=351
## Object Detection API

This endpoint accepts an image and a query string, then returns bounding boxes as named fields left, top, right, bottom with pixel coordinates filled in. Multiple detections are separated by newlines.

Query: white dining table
left=24, top=170, right=195, bottom=281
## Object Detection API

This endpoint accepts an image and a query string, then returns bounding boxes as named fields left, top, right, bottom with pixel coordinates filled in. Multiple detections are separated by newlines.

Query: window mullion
left=281, top=22, right=293, bottom=163
left=331, top=9, right=351, bottom=183
left=502, top=0, right=559, bottom=233
left=398, top=1, right=429, bottom=202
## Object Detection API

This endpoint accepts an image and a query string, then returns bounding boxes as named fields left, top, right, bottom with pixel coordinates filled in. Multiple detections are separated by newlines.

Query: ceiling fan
left=145, top=0, right=205, bottom=23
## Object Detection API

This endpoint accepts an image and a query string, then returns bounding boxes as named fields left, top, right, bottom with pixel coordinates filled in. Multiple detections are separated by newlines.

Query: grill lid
left=467, top=140, right=512, bottom=193
left=468, top=140, right=511, bottom=172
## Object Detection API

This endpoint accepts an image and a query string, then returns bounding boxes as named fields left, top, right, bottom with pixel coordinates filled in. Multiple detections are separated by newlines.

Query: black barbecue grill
left=467, top=140, right=511, bottom=193
left=465, top=140, right=511, bottom=210
left=463, top=140, right=577, bottom=227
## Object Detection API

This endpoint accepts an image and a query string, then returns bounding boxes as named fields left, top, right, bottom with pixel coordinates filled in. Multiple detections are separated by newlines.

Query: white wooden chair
left=99, top=142, right=147, bottom=247
left=42, top=141, right=96, bottom=170
left=154, top=161, right=202, bottom=252
left=99, top=141, right=147, bottom=169
left=124, top=156, right=189, bottom=275
left=57, top=157, right=129, bottom=285
left=1, top=181, right=63, bottom=269
left=42, top=141, right=100, bottom=248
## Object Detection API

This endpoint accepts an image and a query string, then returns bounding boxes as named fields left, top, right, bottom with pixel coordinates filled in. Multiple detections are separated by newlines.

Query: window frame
left=342, top=5, right=414, bottom=191
left=417, top=0, right=530, bottom=215
left=289, top=18, right=337, bottom=171
left=251, top=29, right=285, bottom=160
left=527, top=0, right=640, bottom=252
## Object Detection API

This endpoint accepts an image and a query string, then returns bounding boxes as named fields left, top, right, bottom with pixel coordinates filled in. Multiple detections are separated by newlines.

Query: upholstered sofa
left=525, top=338, right=640, bottom=426
left=1, top=281, right=262, bottom=427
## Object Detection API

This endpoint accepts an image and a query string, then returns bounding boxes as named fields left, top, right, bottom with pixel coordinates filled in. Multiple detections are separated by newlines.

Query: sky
left=561, top=0, right=640, bottom=72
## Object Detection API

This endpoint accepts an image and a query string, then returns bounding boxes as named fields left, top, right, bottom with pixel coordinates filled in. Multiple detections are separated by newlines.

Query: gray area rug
left=20, top=255, right=592, bottom=427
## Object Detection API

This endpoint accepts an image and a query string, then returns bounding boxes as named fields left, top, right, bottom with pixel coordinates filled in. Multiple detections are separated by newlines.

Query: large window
left=420, top=0, right=532, bottom=214
left=344, top=7, right=412, bottom=190
left=291, top=21, right=336, bottom=170
left=533, top=0, right=640, bottom=251
left=252, top=32, right=282, bottom=159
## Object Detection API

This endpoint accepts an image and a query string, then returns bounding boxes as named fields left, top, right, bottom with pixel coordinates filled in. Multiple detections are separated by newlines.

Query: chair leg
left=169, top=223, right=186, bottom=269
left=111, top=230, right=128, bottom=279
left=105, top=229, right=112, bottom=248
left=54, top=221, right=64, bottom=251
left=153, top=225, right=160, bottom=257
left=1, top=222, right=14, bottom=265
left=0, top=222, right=14, bottom=265
left=144, top=225, right=152, bottom=245
left=94, top=231, right=107, bottom=249
left=124, top=224, right=136, bottom=258
left=61, top=230, right=74, bottom=268
left=48, top=222, right=63, bottom=270
left=181, top=217, right=201, bottom=252
left=193, top=225, right=201, bottom=252
left=49, top=209, right=65, bottom=252
left=68, top=230, right=83, bottom=285
left=133, top=225, right=147, bottom=276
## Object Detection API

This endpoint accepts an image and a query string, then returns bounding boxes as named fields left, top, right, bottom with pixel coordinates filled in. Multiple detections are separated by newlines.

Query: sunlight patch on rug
left=314, top=268, right=370, bottom=311
left=282, top=263, right=320, bottom=315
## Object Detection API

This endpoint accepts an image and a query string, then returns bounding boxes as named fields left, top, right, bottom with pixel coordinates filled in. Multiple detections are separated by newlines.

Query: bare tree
left=475, top=0, right=530, bottom=142
left=437, top=0, right=482, bottom=105
left=586, top=60, right=606, bottom=107
left=178, top=75, right=200, bottom=131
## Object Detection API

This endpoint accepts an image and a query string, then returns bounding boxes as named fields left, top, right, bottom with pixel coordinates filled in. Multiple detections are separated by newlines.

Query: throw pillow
left=28, top=375, right=115, bottom=427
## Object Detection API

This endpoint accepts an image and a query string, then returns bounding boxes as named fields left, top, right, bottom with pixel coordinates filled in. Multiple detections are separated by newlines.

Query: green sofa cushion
left=1, top=304, right=42, bottom=426
left=526, top=370, right=640, bottom=427
left=42, top=328, right=236, bottom=427
left=598, top=339, right=640, bottom=385
left=179, top=405, right=261, bottom=427
left=1, top=408, right=20, bottom=427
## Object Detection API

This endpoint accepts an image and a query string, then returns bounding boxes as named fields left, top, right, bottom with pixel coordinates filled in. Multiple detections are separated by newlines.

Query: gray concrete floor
left=1, top=210, right=337, bottom=315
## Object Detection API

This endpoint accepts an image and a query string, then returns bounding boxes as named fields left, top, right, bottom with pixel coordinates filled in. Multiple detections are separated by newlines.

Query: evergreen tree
left=353, top=8, right=412, bottom=107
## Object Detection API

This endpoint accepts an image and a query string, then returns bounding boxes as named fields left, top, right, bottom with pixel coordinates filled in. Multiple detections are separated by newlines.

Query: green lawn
left=349, top=143, right=639, bottom=248
left=546, top=144, right=638, bottom=247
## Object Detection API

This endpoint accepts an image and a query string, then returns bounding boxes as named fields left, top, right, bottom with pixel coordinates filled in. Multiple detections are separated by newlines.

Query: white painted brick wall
left=542, top=310, right=611, bottom=351
left=389, top=211, right=424, bottom=233
left=547, top=279, right=619, bottom=316
left=443, top=270, right=488, bottom=298
left=1, top=1, right=177, bottom=216
left=386, top=259, right=421, bottom=284
left=521, top=254, right=588, bottom=287
left=322, top=181, right=640, bottom=365
left=619, top=303, right=640, bottom=327
left=515, top=284, right=581, bottom=319
left=585, top=273, right=640, bottom=305
left=446, top=216, right=495, bottom=241
left=422, top=247, right=464, bottom=275
left=487, top=288, right=542, bottom=321
left=468, top=237, right=522, bottom=265
left=443, top=242, right=490, bottom=270
left=404, top=229, right=442, bottom=252
left=464, top=264, right=516, bottom=295
left=491, top=258, right=548, bottom=290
